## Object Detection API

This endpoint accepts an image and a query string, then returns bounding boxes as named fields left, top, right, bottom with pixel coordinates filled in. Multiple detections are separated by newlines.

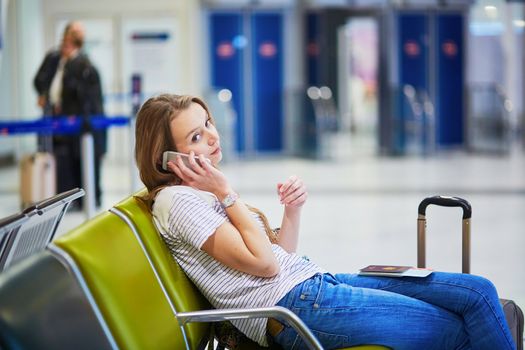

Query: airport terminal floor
left=1, top=132, right=524, bottom=314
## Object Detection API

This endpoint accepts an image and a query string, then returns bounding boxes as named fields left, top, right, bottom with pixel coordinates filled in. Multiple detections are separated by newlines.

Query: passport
left=360, top=265, right=411, bottom=274
left=358, top=265, right=432, bottom=278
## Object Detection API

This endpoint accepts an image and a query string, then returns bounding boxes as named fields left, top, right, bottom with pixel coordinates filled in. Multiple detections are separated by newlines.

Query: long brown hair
left=134, top=94, right=277, bottom=243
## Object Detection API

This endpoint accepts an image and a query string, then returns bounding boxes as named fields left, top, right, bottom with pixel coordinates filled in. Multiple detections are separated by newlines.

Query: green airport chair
left=50, top=211, right=195, bottom=350
left=112, top=191, right=389, bottom=350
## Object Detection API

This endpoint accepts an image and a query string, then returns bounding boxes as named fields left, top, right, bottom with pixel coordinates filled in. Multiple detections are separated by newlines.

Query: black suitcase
left=417, top=196, right=524, bottom=350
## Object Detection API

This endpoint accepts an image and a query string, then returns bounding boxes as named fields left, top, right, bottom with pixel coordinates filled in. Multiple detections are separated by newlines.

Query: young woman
left=135, top=94, right=516, bottom=350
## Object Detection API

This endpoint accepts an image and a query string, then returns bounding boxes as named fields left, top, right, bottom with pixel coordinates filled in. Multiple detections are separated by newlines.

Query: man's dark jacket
left=33, top=49, right=107, bottom=156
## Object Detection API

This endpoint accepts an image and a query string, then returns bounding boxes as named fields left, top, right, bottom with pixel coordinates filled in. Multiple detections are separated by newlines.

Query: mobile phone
left=162, top=151, right=208, bottom=171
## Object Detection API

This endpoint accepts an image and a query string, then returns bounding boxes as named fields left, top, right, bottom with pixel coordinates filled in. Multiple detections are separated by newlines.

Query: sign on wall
left=121, top=18, right=179, bottom=99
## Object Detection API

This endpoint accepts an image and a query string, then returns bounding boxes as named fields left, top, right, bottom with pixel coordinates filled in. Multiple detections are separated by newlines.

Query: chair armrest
left=177, top=305, right=323, bottom=350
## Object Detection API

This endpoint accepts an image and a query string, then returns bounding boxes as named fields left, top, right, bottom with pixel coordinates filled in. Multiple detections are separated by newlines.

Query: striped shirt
left=152, top=185, right=324, bottom=346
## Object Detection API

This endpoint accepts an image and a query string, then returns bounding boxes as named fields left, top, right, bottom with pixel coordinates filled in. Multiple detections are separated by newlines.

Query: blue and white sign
left=121, top=18, right=179, bottom=98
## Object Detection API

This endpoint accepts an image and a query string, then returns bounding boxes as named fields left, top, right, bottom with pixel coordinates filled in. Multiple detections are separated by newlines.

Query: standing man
left=34, top=21, right=106, bottom=208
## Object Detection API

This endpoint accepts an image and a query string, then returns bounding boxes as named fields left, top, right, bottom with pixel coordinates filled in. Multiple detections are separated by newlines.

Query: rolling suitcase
left=19, top=152, right=56, bottom=209
left=417, top=196, right=524, bottom=350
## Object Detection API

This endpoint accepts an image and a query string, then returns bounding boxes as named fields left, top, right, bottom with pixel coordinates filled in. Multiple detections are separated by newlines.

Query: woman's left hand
left=277, top=175, right=307, bottom=208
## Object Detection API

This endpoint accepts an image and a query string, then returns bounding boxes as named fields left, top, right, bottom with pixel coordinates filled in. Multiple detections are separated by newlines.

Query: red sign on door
left=217, top=41, right=234, bottom=58
left=259, top=41, right=277, bottom=58
left=404, top=40, right=420, bottom=57
left=442, top=40, right=458, bottom=58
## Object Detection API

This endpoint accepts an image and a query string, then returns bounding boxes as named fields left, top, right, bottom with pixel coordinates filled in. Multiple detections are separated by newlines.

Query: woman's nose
left=207, top=130, right=219, bottom=145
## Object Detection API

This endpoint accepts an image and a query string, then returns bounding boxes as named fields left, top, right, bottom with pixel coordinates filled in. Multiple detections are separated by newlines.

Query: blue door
left=209, top=13, right=244, bottom=152
left=252, top=13, right=283, bottom=152
left=397, top=13, right=430, bottom=153
left=395, top=11, right=465, bottom=153
left=209, top=11, right=284, bottom=154
left=436, top=13, right=464, bottom=146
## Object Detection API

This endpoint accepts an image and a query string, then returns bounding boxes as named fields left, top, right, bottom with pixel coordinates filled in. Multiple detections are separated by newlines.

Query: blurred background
left=0, top=0, right=524, bottom=309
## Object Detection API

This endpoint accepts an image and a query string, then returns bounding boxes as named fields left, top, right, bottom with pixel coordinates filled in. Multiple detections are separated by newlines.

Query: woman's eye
left=205, top=118, right=212, bottom=128
left=191, top=134, right=201, bottom=142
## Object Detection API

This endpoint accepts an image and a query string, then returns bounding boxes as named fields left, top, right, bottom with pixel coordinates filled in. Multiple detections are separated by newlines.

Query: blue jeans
left=273, top=272, right=516, bottom=350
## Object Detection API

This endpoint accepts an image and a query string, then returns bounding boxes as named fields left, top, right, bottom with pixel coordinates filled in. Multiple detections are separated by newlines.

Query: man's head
left=61, top=21, right=85, bottom=57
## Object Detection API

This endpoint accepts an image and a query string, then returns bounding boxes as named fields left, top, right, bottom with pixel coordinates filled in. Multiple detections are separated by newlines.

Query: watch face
left=222, top=192, right=238, bottom=208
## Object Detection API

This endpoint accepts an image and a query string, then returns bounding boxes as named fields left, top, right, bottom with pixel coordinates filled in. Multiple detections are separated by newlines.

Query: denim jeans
left=273, top=272, right=516, bottom=350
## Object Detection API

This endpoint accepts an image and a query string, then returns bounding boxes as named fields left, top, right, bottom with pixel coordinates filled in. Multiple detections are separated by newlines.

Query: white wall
left=0, top=0, right=44, bottom=158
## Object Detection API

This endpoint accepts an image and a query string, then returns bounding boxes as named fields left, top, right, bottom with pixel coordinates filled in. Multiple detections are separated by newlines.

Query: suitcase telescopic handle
left=417, top=196, right=472, bottom=273
left=418, top=196, right=472, bottom=219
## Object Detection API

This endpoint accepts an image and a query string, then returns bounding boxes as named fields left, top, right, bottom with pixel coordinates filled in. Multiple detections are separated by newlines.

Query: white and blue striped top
left=152, top=185, right=324, bottom=346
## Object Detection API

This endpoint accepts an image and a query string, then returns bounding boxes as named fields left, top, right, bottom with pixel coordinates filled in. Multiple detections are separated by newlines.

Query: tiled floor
left=1, top=132, right=525, bottom=323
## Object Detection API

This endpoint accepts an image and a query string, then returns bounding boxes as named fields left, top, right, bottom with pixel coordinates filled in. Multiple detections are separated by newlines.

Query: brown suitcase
left=417, top=196, right=523, bottom=350
left=19, top=152, right=56, bottom=209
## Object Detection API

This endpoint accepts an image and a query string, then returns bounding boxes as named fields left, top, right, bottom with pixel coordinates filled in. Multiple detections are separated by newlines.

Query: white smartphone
left=162, top=151, right=209, bottom=171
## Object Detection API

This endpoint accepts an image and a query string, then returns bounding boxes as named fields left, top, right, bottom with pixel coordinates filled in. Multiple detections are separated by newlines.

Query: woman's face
left=170, top=102, right=222, bottom=166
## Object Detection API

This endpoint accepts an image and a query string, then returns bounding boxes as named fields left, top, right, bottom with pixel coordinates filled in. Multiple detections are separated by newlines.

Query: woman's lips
left=211, top=147, right=221, bottom=156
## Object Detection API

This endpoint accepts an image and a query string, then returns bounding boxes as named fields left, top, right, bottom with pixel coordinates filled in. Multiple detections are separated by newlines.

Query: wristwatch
left=221, top=192, right=239, bottom=209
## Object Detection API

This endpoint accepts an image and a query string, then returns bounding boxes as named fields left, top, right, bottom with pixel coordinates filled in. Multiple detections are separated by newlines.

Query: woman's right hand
left=167, top=151, right=233, bottom=199
left=169, top=152, right=279, bottom=278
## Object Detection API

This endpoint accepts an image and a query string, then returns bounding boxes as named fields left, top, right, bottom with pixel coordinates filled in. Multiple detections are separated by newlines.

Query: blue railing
left=0, top=115, right=130, bottom=136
